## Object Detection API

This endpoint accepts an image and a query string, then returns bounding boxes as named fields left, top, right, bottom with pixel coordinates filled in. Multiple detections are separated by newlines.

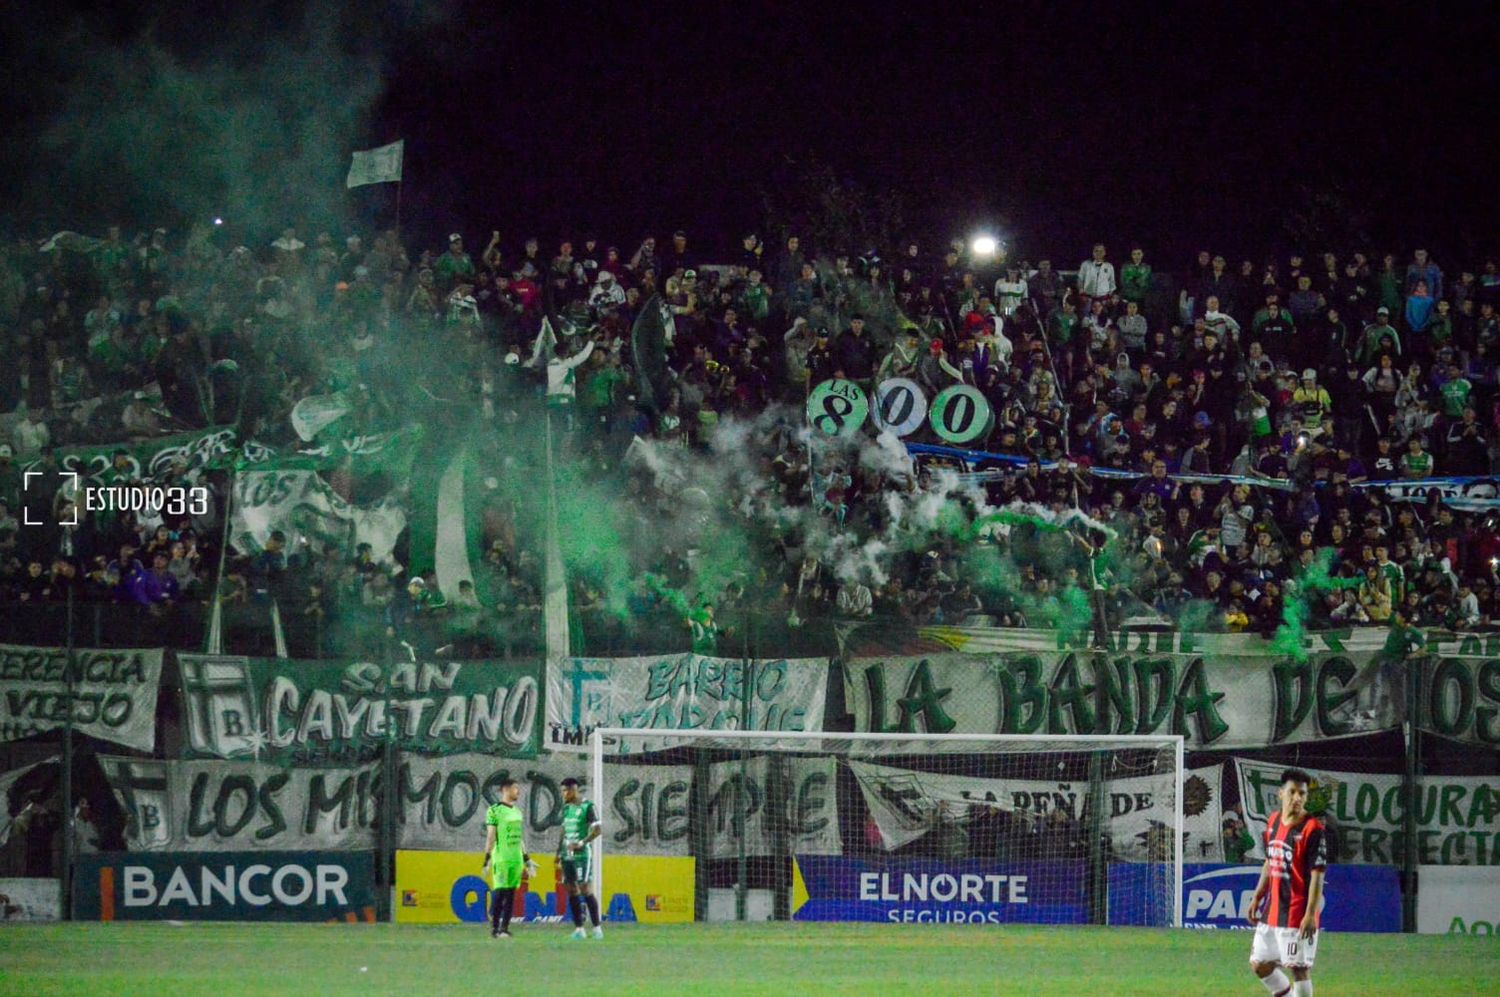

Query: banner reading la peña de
left=178, top=655, right=540, bottom=762
left=546, top=654, right=828, bottom=754
left=0, top=645, right=163, bottom=750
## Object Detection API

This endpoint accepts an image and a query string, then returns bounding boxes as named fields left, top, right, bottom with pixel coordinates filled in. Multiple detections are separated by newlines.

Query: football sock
left=570, top=894, right=584, bottom=927
left=490, top=889, right=505, bottom=934
left=1293, top=982, right=1312, bottom=996
left=584, top=893, right=601, bottom=927
left=1260, top=969, right=1291, bottom=996
left=498, top=888, right=515, bottom=933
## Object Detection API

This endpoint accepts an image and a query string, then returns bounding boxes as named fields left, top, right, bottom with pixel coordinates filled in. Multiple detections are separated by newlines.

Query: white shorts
left=1250, top=923, right=1320, bottom=969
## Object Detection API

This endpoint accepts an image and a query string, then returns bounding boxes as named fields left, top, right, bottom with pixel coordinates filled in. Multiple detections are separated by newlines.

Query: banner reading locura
left=73, top=851, right=375, bottom=922
left=546, top=654, right=828, bottom=754
left=0, top=645, right=163, bottom=751
left=1235, top=758, right=1500, bottom=866
left=394, top=850, right=694, bottom=925
left=791, top=856, right=1089, bottom=924
left=1109, top=863, right=1401, bottom=932
left=178, top=655, right=541, bottom=762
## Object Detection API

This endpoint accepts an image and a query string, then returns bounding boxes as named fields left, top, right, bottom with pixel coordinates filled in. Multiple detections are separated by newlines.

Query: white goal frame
left=589, top=728, right=1185, bottom=928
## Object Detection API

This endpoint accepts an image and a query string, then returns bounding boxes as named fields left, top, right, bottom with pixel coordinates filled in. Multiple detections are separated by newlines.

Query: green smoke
left=1270, top=548, right=1363, bottom=661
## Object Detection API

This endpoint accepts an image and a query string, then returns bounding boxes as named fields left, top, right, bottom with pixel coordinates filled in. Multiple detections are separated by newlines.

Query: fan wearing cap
left=587, top=269, right=626, bottom=312
left=1291, top=369, right=1333, bottom=435
left=435, top=232, right=476, bottom=291
left=1358, top=306, right=1401, bottom=364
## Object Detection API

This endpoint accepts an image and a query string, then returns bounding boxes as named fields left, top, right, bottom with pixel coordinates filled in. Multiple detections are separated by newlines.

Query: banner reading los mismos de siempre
left=394, top=851, right=694, bottom=925
left=99, top=752, right=843, bottom=859
left=177, top=655, right=541, bottom=762
left=0, top=644, right=163, bottom=751
left=844, top=644, right=1500, bottom=748
left=545, top=654, right=829, bottom=753
left=73, top=851, right=375, bottom=922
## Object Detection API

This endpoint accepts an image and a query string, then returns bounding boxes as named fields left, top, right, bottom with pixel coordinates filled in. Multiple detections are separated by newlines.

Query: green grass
left=0, top=923, right=1494, bottom=995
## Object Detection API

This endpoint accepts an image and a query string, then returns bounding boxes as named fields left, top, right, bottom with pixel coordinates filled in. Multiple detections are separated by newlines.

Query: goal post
left=588, top=728, right=1185, bottom=928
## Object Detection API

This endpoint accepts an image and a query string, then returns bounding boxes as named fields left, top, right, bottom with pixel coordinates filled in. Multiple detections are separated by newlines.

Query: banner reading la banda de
left=546, top=654, right=829, bottom=753
left=0, top=644, right=163, bottom=751
left=178, top=655, right=541, bottom=761
left=844, top=647, right=1500, bottom=749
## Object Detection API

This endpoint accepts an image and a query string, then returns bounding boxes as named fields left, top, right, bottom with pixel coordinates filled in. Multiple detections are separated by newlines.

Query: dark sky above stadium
left=5, top=0, right=1499, bottom=264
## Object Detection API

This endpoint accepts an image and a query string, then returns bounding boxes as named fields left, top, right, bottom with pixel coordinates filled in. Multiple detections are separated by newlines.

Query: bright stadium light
left=213, top=217, right=224, bottom=226
left=971, top=235, right=998, bottom=258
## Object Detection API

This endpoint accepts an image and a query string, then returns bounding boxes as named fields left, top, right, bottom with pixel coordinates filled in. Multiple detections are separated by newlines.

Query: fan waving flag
left=346, top=139, right=404, bottom=188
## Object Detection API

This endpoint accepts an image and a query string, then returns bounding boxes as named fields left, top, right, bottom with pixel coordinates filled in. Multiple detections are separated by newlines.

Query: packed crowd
left=1, top=222, right=1498, bottom=650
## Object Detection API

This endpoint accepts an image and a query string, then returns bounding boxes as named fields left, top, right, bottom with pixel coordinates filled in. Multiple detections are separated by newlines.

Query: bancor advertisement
left=395, top=850, right=694, bottom=925
left=72, top=851, right=375, bottom=922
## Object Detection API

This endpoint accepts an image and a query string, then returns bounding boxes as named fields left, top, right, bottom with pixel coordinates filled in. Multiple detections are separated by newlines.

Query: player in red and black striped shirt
left=1247, top=768, right=1327, bottom=997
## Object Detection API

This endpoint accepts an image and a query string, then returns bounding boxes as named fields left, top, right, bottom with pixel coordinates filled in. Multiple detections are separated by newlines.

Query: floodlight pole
left=61, top=584, right=76, bottom=920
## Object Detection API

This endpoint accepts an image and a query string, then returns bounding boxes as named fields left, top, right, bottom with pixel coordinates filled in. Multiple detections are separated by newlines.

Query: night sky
left=6, top=1, right=1500, bottom=265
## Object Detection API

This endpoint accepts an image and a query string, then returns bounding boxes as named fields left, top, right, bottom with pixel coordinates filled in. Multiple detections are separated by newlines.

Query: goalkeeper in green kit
left=482, top=777, right=537, bottom=939
left=559, top=777, right=603, bottom=939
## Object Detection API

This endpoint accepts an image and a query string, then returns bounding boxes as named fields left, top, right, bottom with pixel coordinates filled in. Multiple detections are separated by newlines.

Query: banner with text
left=705, top=756, right=843, bottom=860
left=546, top=654, right=828, bottom=754
left=73, top=851, right=375, bottom=922
left=25, top=425, right=238, bottom=486
left=230, top=469, right=407, bottom=562
left=1110, top=863, right=1401, bottom=931
left=178, top=655, right=541, bottom=762
left=0, top=645, right=163, bottom=751
left=844, top=648, right=1500, bottom=749
left=848, top=759, right=1223, bottom=861
left=1235, top=758, right=1500, bottom=866
left=1416, top=866, right=1500, bottom=935
left=792, top=856, right=1089, bottom=924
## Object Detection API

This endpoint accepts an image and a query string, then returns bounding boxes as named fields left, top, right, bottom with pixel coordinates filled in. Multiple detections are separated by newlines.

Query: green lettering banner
left=177, top=655, right=540, bottom=762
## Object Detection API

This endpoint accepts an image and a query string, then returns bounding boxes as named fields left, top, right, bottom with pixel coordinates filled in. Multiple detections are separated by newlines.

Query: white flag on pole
left=346, top=139, right=404, bottom=188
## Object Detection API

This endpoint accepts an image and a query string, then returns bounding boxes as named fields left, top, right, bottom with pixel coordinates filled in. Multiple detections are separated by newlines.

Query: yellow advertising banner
left=395, top=851, right=694, bottom=925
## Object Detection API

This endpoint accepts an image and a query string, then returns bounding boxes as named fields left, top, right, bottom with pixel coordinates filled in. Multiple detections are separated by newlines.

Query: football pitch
left=0, top=922, right=1494, bottom=995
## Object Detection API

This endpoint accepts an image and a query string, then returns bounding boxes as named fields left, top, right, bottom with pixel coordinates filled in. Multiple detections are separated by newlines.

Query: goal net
left=588, top=729, right=1183, bottom=927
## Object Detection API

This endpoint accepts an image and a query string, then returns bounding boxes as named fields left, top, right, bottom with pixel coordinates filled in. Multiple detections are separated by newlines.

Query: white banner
left=0, top=646, right=163, bottom=751
left=848, top=759, right=1222, bottom=861
left=290, top=392, right=352, bottom=441
left=705, top=756, right=842, bottom=859
left=1234, top=758, right=1500, bottom=866
left=231, top=469, right=406, bottom=563
left=844, top=652, right=1399, bottom=750
left=546, top=655, right=829, bottom=755
left=1417, top=866, right=1500, bottom=934
left=346, top=139, right=404, bottom=188
left=0, top=878, right=60, bottom=922
left=102, top=752, right=692, bottom=857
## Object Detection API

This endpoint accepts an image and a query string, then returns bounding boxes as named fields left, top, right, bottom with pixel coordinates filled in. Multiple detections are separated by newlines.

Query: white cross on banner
left=346, top=139, right=404, bottom=188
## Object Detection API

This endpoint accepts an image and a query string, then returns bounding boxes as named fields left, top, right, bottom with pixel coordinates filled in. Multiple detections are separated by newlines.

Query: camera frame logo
left=21, top=470, right=210, bottom=526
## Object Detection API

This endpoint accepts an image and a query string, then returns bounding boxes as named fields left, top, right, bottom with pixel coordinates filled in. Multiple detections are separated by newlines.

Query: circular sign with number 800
left=929, top=384, right=994, bottom=445
left=871, top=378, right=929, bottom=438
left=806, top=379, right=870, bottom=438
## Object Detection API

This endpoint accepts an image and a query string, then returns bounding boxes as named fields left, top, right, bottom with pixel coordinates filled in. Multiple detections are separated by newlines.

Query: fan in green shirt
left=558, top=777, right=604, bottom=939
left=482, top=778, right=535, bottom=938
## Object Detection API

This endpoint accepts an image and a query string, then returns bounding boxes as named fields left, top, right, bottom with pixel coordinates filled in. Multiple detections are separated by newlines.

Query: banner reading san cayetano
left=849, top=758, right=1224, bottom=862
left=0, top=645, right=163, bottom=750
left=178, top=655, right=541, bottom=762
left=546, top=654, right=829, bottom=754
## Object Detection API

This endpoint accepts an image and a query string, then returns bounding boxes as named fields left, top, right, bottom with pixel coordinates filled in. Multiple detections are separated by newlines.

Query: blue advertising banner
left=1109, top=863, right=1401, bottom=932
left=73, top=851, right=376, bottom=922
left=792, top=856, right=1089, bottom=925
